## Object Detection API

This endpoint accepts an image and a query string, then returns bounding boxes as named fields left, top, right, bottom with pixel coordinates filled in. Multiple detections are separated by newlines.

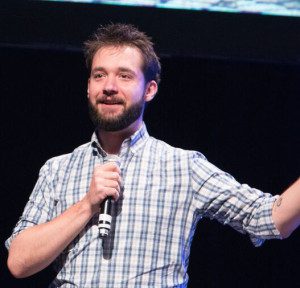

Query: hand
left=83, top=162, right=121, bottom=215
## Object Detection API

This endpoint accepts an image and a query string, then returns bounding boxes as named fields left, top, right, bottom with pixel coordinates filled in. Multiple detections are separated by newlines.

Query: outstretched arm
left=7, top=163, right=121, bottom=278
left=272, top=177, right=300, bottom=238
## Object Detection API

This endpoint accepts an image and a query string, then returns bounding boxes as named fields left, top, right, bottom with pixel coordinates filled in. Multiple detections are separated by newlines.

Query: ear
left=87, top=78, right=90, bottom=98
left=144, top=80, right=158, bottom=103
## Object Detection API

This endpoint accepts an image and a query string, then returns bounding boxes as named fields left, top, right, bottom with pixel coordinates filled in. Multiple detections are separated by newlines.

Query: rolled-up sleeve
left=191, top=153, right=282, bottom=246
left=5, top=160, right=56, bottom=249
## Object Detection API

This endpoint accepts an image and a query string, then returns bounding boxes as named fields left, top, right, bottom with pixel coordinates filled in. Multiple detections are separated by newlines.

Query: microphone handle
left=99, top=197, right=112, bottom=237
left=98, top=154, right=120, bottom=237
left=100, top=197, right=112, bottom=215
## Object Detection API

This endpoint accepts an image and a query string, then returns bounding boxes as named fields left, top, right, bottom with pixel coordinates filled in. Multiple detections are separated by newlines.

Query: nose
left=103, top=76, right=118, bottom=96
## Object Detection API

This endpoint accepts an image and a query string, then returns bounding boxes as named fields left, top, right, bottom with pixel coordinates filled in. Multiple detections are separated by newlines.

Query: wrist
left=79, top=196, right=98, bottom=217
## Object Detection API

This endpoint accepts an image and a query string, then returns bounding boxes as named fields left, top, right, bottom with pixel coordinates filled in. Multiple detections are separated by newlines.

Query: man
left=6, top=23, right=300, bottom=287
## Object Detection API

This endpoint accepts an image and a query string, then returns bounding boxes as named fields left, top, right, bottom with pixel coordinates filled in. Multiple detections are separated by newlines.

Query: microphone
left=98, top=154, right=121, bottom=237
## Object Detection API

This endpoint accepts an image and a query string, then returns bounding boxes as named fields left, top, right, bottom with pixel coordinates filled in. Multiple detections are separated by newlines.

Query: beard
left=88, top=96, right=145, bottom=132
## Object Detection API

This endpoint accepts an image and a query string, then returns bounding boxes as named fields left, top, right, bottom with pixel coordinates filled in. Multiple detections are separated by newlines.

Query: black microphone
left=98, top=154, right=121, bottom=237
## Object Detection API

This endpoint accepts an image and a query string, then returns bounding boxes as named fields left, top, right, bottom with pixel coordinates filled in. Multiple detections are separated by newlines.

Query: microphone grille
left=105, top=154, right=121, bottom=166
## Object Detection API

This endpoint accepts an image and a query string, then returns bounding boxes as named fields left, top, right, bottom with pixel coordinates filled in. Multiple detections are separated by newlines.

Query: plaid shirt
left=6, top=123, right=281, bottom=287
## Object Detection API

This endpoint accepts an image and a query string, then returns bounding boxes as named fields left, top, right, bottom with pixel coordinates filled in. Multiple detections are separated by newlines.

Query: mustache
left=96, top=96, right=125, bottom=105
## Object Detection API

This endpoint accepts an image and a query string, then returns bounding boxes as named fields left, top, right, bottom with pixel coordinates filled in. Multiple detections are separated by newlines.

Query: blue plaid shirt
left=6, top=123, right=281, bottom=287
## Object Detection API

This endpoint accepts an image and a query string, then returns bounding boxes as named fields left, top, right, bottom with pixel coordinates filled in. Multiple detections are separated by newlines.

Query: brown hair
left=84, top=23, right=161, bottom=84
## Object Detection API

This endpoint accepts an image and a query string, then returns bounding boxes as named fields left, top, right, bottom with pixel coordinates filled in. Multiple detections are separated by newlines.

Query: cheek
left=124, top=84, right=145, bottom=100
left=87, top=91, right=98, bottom=105
left=88, top=83, right=100, bottom=97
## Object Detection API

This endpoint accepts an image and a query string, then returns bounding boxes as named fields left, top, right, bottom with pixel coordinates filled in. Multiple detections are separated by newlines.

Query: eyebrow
left=119, top=67, right=137, bottom=75
left=91, top=66, right=137, bottom=76
left=91, top=66, right=105, bottom=74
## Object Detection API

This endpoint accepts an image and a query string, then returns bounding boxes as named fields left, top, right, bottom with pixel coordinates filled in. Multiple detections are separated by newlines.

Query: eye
left=94, top=73, right=103, bottom=79
left=93, top=72, right=105, bottom=79
left=119, top=73, right=132, bottom=80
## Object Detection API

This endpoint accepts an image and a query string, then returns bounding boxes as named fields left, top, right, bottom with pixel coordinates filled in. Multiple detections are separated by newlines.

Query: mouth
left=97, top=98, right=124, bottom=106
left=98, top=102, right=124, bottom=110
left=99, top=102, right=123, bottom=105
left=96, top=99, right=124, bottom=114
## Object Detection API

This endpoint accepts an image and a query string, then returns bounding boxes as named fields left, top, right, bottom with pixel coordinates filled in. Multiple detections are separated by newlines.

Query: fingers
left=94, top=178, right=121, bottom=199
left=93, top=167, right=121, bottom=186
left=98, top=186, right=120, bottom=202
left=87, top=163, right=122, bottom=209
left=96, top=162, right=121, bottom=174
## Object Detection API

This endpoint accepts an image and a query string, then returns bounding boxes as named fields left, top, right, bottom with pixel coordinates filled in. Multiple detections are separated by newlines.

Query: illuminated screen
left=47, top=1, right=300, bottom=17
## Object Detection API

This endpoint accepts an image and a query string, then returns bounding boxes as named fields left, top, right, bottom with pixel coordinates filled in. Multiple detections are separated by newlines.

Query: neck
left=97, top=120, right=142, bottom=155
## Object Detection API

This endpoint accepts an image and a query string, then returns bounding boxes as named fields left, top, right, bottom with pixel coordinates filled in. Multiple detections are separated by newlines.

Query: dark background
left=1, top=1, right=299, bottom=287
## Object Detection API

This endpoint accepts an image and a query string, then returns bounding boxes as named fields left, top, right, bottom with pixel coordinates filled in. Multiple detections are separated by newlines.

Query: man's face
left=87, top=45, right=156, bottom=131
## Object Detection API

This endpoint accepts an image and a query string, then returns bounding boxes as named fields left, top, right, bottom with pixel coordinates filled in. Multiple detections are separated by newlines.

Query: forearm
left=7, top=198, right=94, bottom=278
left=272, top=177, right=300, bottom=238
left=7, top=162, right=121, bottom=278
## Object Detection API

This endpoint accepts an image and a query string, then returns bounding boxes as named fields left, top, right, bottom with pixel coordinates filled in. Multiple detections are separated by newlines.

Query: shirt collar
left=91, top=122, right=149, bottom=157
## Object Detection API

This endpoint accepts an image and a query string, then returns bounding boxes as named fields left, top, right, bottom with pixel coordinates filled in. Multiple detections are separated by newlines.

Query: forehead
left=92, top=45, right=144, bottom=71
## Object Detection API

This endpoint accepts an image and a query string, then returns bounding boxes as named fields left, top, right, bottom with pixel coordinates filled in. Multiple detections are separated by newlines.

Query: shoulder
left=145, top=135, right=207, bottom=162
left=40, top=141, right=91, bottom=175
left=147, top=136, right=226, bottom=176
